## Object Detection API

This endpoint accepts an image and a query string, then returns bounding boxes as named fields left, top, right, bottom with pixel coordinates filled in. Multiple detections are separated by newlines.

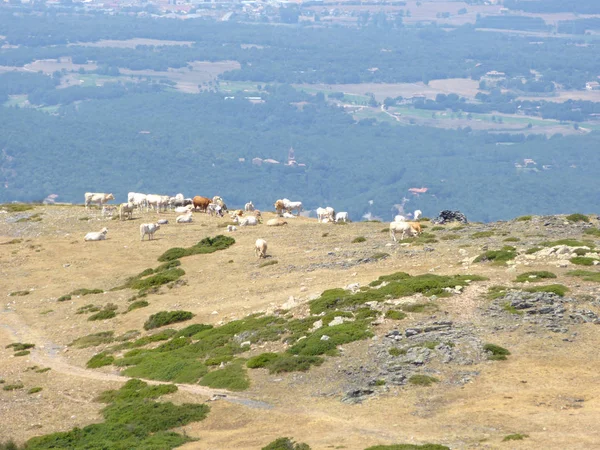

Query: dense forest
left=2, top=87, right=600, bottom=222
left=1, top=11, right=600, bottom=221
left=1, top=13, right=599, bottom=88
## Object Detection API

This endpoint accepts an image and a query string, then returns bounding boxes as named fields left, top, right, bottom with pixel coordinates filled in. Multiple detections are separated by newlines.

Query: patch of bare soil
left=2, top=205, right=600, bottom=448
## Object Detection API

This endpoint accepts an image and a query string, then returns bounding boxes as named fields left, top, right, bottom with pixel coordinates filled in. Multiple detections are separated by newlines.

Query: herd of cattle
left=82, top=192, right=424, bottom=252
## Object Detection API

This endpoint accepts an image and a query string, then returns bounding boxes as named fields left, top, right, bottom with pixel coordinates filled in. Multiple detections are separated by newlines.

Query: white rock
left=309, top=319, right=323, bottom=332
left=320, top=335, right=330, bottom=341
left=328, top=316, right=345, bottom=326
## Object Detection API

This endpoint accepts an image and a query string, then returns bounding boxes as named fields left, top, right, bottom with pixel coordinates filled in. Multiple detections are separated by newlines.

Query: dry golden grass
left=2, top=206, right=600, bottom=449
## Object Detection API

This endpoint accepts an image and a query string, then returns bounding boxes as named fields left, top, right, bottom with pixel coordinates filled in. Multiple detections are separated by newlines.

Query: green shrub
left=24, top=379, right=209, bottom=449
left=440, top=234, right=460, bottom=241
left=76, top=304, right=101, bottom=314
left=570, top=256, right=597, bottom=266
left=371, top=252, right=390, bottom=260
left=584, top=228, right=600, bottom=237
left=129, top=268, right=185, bottom=291
left=502, top=434, right=529, bottom=442
left=200, top=361, right=250, bottom=391
left=127, top=300, right=149, bottom=312
left=388, top=348, right=406, bottom=357
left=87, top=352, right=115, bottom=368
left=473, top=248, right=517, bottom=265
left=503, top=237, right=520, bottom=242
left=365, top=445, right=449, bottom=450
left=385, top=310, right=407, bottom=320
left=1, top=203, right=34, bottom=212
left=28, top=387, right=43, bottom=394
left=158, top=235, right=235, bottom=262
left=3, top=383, right=24, bottom=391
left=541, top=239, right=592, bottom=248
left=524, top=284, right=569, bottom=297
left=566, top=270, right=600, bottom=282
left=262, top=437, right=311, bottom=450
left=9, top=290, right=29, bottom=297
left=144, top=311, right=194, bottom=330
left=70, top=288, right=104, bottom=296
left=487, top=285, right=509, bottom=300
left=399, top=303, right=438, bottom=313
left=121, top=353, right=208, bottom=383
left=266, top=355, right=324, bottom=373
left=70, top=332, right=114, bottom=348
left=431, top=226, right=444, bottom=231
left=516, top=215, right=532, bottom=221
left=514, top=271, right=557, bottom=282
left=525, top=247, right=542, bottom=255
left=471, top=231, right=494, bottom=238
left=566, top=213, right=589, bottom=223
left=502, top=302, right=523, bottom=315
left=484, top=343, right=510, bottom=361
left=35, top=368, right=51, bottom=373
left=6, top=343, right=35, bottom=351
left=573, top=248, right=588, bottom=256
left=57, top=295, right=72, bottom=302
left=352, top=236, right=366, bottom=243
left=259, top=260, right=278, bottom=268
left=247, top=352, right=280, bottom=369
left=88, top=305, right=118, bottom=321
left=96, top=379, right=177, bottom=403
left=408, top=375, right=439, bottom=386
left=14, top=350, right=30, bottom=357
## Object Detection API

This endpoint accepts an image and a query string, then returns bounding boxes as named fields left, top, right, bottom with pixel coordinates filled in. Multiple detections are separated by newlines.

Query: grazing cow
left=255, top=238, right=268, bottom=258
left=282, top=198, right=303, bottom=216
left=183, top=198, right=194, bottom=207
left=414, top=210, right=423, bottom=221
left=316, top=207, right=329, bottom=223
left=176, top=212, right=193, bottom=223
left=207, top=203, right=223, bottom=217
left=389, top=221, right=420, bottom=242
left=128, top=193, right=147, bottom=210
left=173, top=193, right=185, bottom=207
left=175, top=205, right=193, bottom=214
left=119, top=202, right=135, bottom=220
left=146, top=194, right=169, bottom=213
left=84, top=227, right=108, bottom=241
left=335, top=212, right=349, bottom=223
left=266, top=218, right=288, bottom=227
left=193, top=196, right=211, bottom=212
left=245, top=201, right=255, bottom=212
left=84, top=192, right=114, bottom=209
left=140, top=223, right=161, bottom=241
left=274, top=200, right=286, bottom=216
left=325, top=207, right=335, bottom=222
left=394, top=215, right=406, bottom=222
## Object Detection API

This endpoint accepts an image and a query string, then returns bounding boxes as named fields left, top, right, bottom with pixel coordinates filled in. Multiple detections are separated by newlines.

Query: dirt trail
left=0, top=308, right=272, bottom=410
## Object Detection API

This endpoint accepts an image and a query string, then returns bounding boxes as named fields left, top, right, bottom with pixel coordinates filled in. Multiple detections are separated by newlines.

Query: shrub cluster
left=514, top=271, right=557, bottom=282
left=158, top=235, right=235, bottom=262
left=144, top=311, right=195, bottom=330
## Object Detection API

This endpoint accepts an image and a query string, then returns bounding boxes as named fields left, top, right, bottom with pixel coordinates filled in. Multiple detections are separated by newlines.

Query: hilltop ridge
left=2, top=204, right=600, bottom=449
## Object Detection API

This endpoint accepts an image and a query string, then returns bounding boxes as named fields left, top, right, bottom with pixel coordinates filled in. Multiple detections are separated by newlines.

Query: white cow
left=255, top=238, right=268, bottom=258
left=129, top=193, right=147, bottom=209
left=335, top=212, right=349, bottom=223
left=140, top=223, right=161, bottom=241
left=414, top=210, right=423, bottom=220
left=175, top=205, right=194, bottom=214
left=84, top=227, right=108, bottom=241
left=394, top=215, right=406, bottom=222
left=146, top=194, right=169, bottom=213
left=282, top=198, right=303, bottom=216
left=316, top=207, right=329, bottom=223
left=325, top=206, right=335, bottom=221
left=119, top=202, right=135, bottom=220
left=234, top=215, right=258, bottom=226
left=176, top=212, right=193, bottom=223
left=389, top=221, right=420, bottom=242
left=84, top=192, right=114, bottom=209
left=245, top=201, right=255, bottom=212
left=101, top=205, right=116, bottom=218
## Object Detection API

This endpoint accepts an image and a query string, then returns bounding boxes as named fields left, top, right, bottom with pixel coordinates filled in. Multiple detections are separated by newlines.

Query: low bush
left=385, top=310, right=407, bottom=320
left=16, top=213, right=43, bottom=223
left=144, top=311, right=194, bottom=330
left=584, top=228, right=600, bottom=237
left=3, top=383, right=24, bottom=391
left=9, top=290, right=29, bottom=297
left=502, top=434, right=529, bottom=442
left=503, top=237, right=520, bottom=242
left=1, top=203, right=34, bottom=212
left=6, top=343, right=35, bottom=351
left=471, top=231, right=494, bottom=238
left=408, top=375, right=439, bottom=386
left=516, top=215, right=532, bottom=221
left=262, top=437, right=311, bottom=450
left=127, top=300, right=149, bottom=312
left=266, top=355, right=324, bottom=373
left=96, top=379, right=177, bottom=403
left=158, top=235, right=235, bottom=262
left=259, top=260, right=278, bottom=268
left=24, top=379, right=209, bottom=449
left=365, top=445, right=449, bottom=450
left=352, top=236, right=366, bottom=243
left=473, top=247, right=517, bottom=265
left=70, top=332, right=114, bottom=348
left=484, top=343, right=510, bottom=360
left=525, top=247, right=542, bottom=255
left=540, top=239, right=593, bottom=249
left=371, top=252, right=390, bottom=260
left=76, top=304, right=101, bottom=315
left=440, top=234, right=460, bottom=241
left=57, top=295, right=72, bottom=302
left=129, top=268, right=185, bottom=291
left=486, top=285, right=509, bottom=300
left=570, top=256, right=597, bottom=266
left=28, top=387, right=43, bottom=394
left=70, top=288, right=104, bottom=296
left=14, top=350, right=30, bottom=357
left=87, top=352, right=115, bottom=368
left=524, top=284, right=569, bottom=297
left=514, top=271, right=557, bottom=283
left=388, top=348, right=406, bottom=357
left=200, top=360, right=250, bottom=391
left=399, top=303, right=438, bottom=313
left=566, top=270, right=600, bottom=282
left=88, top=309, right=117, bottom=321
left=566, top=213, right=589, bottom=223
left=502, top=302, right=523, bottom=315
left=247, top=352, right=280, bottom=369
